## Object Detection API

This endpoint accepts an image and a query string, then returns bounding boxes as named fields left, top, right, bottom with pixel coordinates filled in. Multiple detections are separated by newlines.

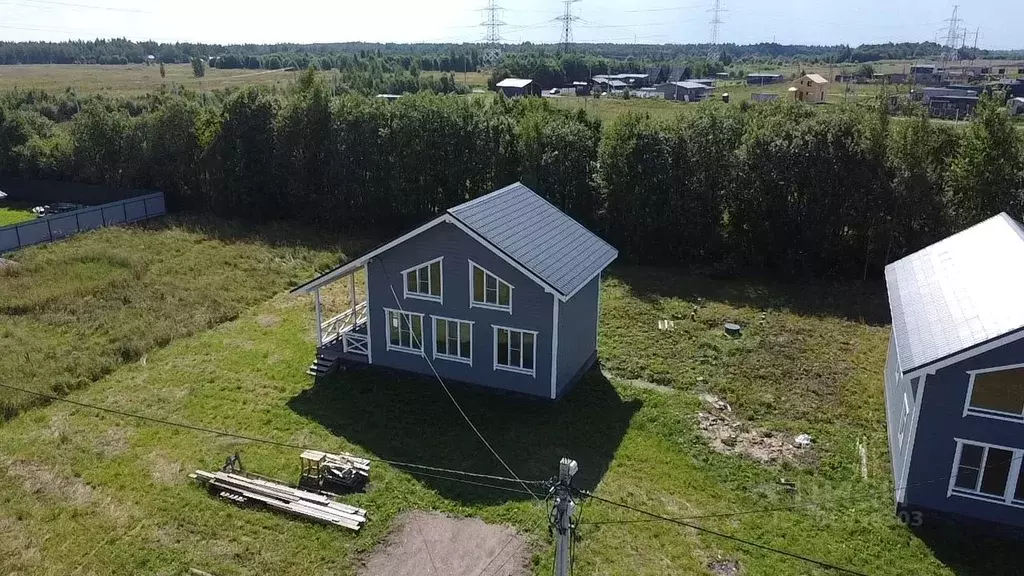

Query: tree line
left=0, top=70, right=1020, bottom=280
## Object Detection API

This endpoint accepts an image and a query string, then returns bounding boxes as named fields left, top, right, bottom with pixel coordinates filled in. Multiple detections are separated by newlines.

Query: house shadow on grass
left=287, top=367, right=641, bottom=505
left=607, top=265, right=891, bottom=326
left=911, top=516, right=1024, bottom=576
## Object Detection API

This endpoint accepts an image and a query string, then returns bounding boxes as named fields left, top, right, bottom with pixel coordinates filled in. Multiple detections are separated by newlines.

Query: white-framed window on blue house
left=433, top=315, right=472, bottom=365
left=493, top=325, right=536, bottom=377
left=385, top=308, right=424, bottom=355
left=948, top=439, right=1024, bottom=508
left=964, top=364, right=1024, bottom=423
left=470, top=260, right=512, bottom=313
left=897, top=394, right=911, bottom=447
left=402, top=257, right=443, bottom=303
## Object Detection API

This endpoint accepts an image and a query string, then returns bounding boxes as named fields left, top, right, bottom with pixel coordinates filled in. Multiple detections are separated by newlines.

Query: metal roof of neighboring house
left=668, top=81, right=712, bottom=90
left=804, top=73, right=828, bottom=84
left=496, top=78, right=533, bottom=88
left=607, top=80, right=627, bottom=87
left=1013, top=97, right=1024, bottom=103
left=449, top=182, right=617, bottom=297
left=885, top=213, right=1024, bottom=374
left=292, top=183, right=617, bottom=299
left=747, top=72, right=783, bottom=77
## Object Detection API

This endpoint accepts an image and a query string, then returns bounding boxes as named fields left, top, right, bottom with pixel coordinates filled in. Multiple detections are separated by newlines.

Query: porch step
left=306, top=355, right=339, bottom=377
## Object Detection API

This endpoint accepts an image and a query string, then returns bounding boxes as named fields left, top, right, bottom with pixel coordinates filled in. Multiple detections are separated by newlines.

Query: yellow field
left=0, top=64, right=305, bottom=95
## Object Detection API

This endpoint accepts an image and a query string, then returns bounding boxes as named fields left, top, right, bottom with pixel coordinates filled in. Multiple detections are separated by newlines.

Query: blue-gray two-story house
left=885, top=212, right=1024, bottom=527
left=290, top=183, right=618, bottom=400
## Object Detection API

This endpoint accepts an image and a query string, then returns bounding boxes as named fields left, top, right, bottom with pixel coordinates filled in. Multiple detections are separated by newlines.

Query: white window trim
left=492, top=324, right=538, bottom=377
left=431, top=315, right=474, bottom=366
left=962, top=363, right=1024, bottom=423
left=469, top=260, right=513, bottom=314
left=947, top=438, right=1024, bottom=509
left=383, top=308, right=425, bottom=356
left=897, top=394, right=911, bottom=447
left=401, top=256, right=444, bottom=304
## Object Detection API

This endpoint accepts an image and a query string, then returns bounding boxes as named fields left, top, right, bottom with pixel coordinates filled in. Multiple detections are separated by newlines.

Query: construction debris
left=190, top=459, right=368, bottom=531
left=299, top=450, right=370, bottom=492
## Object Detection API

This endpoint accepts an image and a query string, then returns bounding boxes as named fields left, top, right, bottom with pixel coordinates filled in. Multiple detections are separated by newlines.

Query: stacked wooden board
left=190, top=469, right=367, bottom=530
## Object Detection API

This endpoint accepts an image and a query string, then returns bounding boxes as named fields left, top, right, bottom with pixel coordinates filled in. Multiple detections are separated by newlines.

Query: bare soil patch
left=696, top=394, right=813, bottom=465
left=2, top=458, right=94, bottom=505
left=359, top=511, right=529, bottom=576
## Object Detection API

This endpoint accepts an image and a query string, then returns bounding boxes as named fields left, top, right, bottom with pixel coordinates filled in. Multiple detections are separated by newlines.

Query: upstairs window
left=966, top=366, right=1024, bottom=421
left=433, top=316, right=472, bottom=365
left=403, top=257, right=443, bottom=303
left=470, top=261, right=512, bottom=312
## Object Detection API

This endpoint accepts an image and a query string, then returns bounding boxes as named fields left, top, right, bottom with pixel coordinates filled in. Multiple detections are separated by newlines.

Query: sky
left=0, top=0, right=1017, bottom=50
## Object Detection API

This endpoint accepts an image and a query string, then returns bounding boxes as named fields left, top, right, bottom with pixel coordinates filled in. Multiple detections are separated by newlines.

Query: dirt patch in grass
left=96, top=426, right=133, bottom=457
left=257, top=314, right=281, bottom=328
left=359, top=511, right=529, bottom=576
left=3, top=458, right=94, bottom=505
left=696, top=394, right=812, bottom=465
left=708, top=558, right=741, bottom=576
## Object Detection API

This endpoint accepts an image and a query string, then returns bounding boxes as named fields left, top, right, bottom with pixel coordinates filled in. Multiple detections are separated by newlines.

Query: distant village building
left=746, top=72, right=785, bottom=85
left=495, top=78, right=540, bottom=98
left=658, top=81, right=713, bottom=102
left=793, top=73, right=829, bottom=103
left=571, top=81, right=591, bottom=96
left=751, top=93, right=779, bottom=103
left=689, top=78, right=716, bottom=88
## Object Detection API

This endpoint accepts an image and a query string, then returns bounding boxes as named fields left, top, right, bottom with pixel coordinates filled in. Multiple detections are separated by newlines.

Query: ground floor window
left=433, top=316, right=472, bottom=365
left=949, top=439, right=1024, bottom=507
left=385, top=309, right=423, bottom=354
left=493, top=325, right=536, bottom=376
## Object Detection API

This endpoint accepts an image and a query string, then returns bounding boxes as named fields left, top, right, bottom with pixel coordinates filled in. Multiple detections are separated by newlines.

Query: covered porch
left=301, top=263, right=372, bottom=375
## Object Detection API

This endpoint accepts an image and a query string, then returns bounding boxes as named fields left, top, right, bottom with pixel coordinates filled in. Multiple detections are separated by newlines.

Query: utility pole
left=556, top=0, right=581, bottom=54
left=551, top=457, right=578, bottom=576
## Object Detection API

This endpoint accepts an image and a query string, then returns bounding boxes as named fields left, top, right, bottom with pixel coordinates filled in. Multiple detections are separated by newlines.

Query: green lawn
left=0, top=214, right=347, bottom=418
left=0, top=201, right=35, bottom=226
left=0, top=224, right=1018, bottom=575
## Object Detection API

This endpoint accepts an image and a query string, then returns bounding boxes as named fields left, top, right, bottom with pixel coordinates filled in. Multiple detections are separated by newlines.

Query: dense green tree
left=946, top=95, right=1024, bottom=228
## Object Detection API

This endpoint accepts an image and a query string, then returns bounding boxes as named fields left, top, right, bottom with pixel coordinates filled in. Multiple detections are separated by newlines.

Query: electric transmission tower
left=481, top=0, right=505, bottom=67
left=941, top=5, right=960, bottom=65
left=556, top=0, right=581, bottom=54
left=707, top=0, right=725, bottom=60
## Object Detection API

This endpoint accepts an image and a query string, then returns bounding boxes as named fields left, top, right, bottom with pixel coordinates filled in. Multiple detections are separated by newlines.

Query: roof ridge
left=514, top=183, right=619, bottom=256
left=447, top=182, right=522, bottom=215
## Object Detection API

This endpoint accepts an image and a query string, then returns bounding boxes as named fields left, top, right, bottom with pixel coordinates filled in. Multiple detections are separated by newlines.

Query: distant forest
left=0, top=38, right=1021, bottom=69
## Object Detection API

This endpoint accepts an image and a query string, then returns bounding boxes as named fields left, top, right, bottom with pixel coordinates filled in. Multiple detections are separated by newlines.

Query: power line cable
left=578, top=491, right=871, bottom=576
left=0, top=0, right=148, bottom=13
left=378, top=259, right=542, bottom=502
left=0, top=381, right=549, bottom=485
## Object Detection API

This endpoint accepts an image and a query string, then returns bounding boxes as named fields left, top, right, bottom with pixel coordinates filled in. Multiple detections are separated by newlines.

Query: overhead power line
left=578, top=491, right=871, bottom=576
left=0, top=381, right=548, bottom=486
left=1, top=0, right=148, bottom=13
left=379, top=260, right=542, bottom=503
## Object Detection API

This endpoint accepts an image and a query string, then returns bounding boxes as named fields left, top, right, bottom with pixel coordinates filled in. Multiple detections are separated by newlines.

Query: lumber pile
left=190, top=469, right=367, bottom=531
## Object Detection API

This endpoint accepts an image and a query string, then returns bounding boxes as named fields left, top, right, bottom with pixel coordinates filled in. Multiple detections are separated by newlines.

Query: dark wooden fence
left=0, top=192, right=166, bottom=253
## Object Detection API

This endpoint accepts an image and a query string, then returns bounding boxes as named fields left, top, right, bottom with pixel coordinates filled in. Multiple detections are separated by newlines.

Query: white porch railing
left=320, top=301, right=368, bottom=348
left=343, top=332, right=369, bottom=355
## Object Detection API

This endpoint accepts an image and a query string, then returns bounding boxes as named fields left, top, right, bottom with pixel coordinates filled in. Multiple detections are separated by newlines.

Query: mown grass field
left=0, top=219, right=1017, bottom=575
left=0, top=64, right=305, bottom=95
left=0, top=215, right=347, bottom=418
left=0, top=201, right=35, bottom=226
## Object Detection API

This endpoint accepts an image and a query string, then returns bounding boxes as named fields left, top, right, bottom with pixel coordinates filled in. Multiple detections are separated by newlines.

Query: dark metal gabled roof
left=885, top=213, right=1024, bottom=374
left=448, top=182, right=617, bottom=298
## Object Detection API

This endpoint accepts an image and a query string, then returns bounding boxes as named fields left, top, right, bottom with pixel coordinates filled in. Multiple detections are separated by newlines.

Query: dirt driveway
left=359, top=511, right=530, bottom=576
